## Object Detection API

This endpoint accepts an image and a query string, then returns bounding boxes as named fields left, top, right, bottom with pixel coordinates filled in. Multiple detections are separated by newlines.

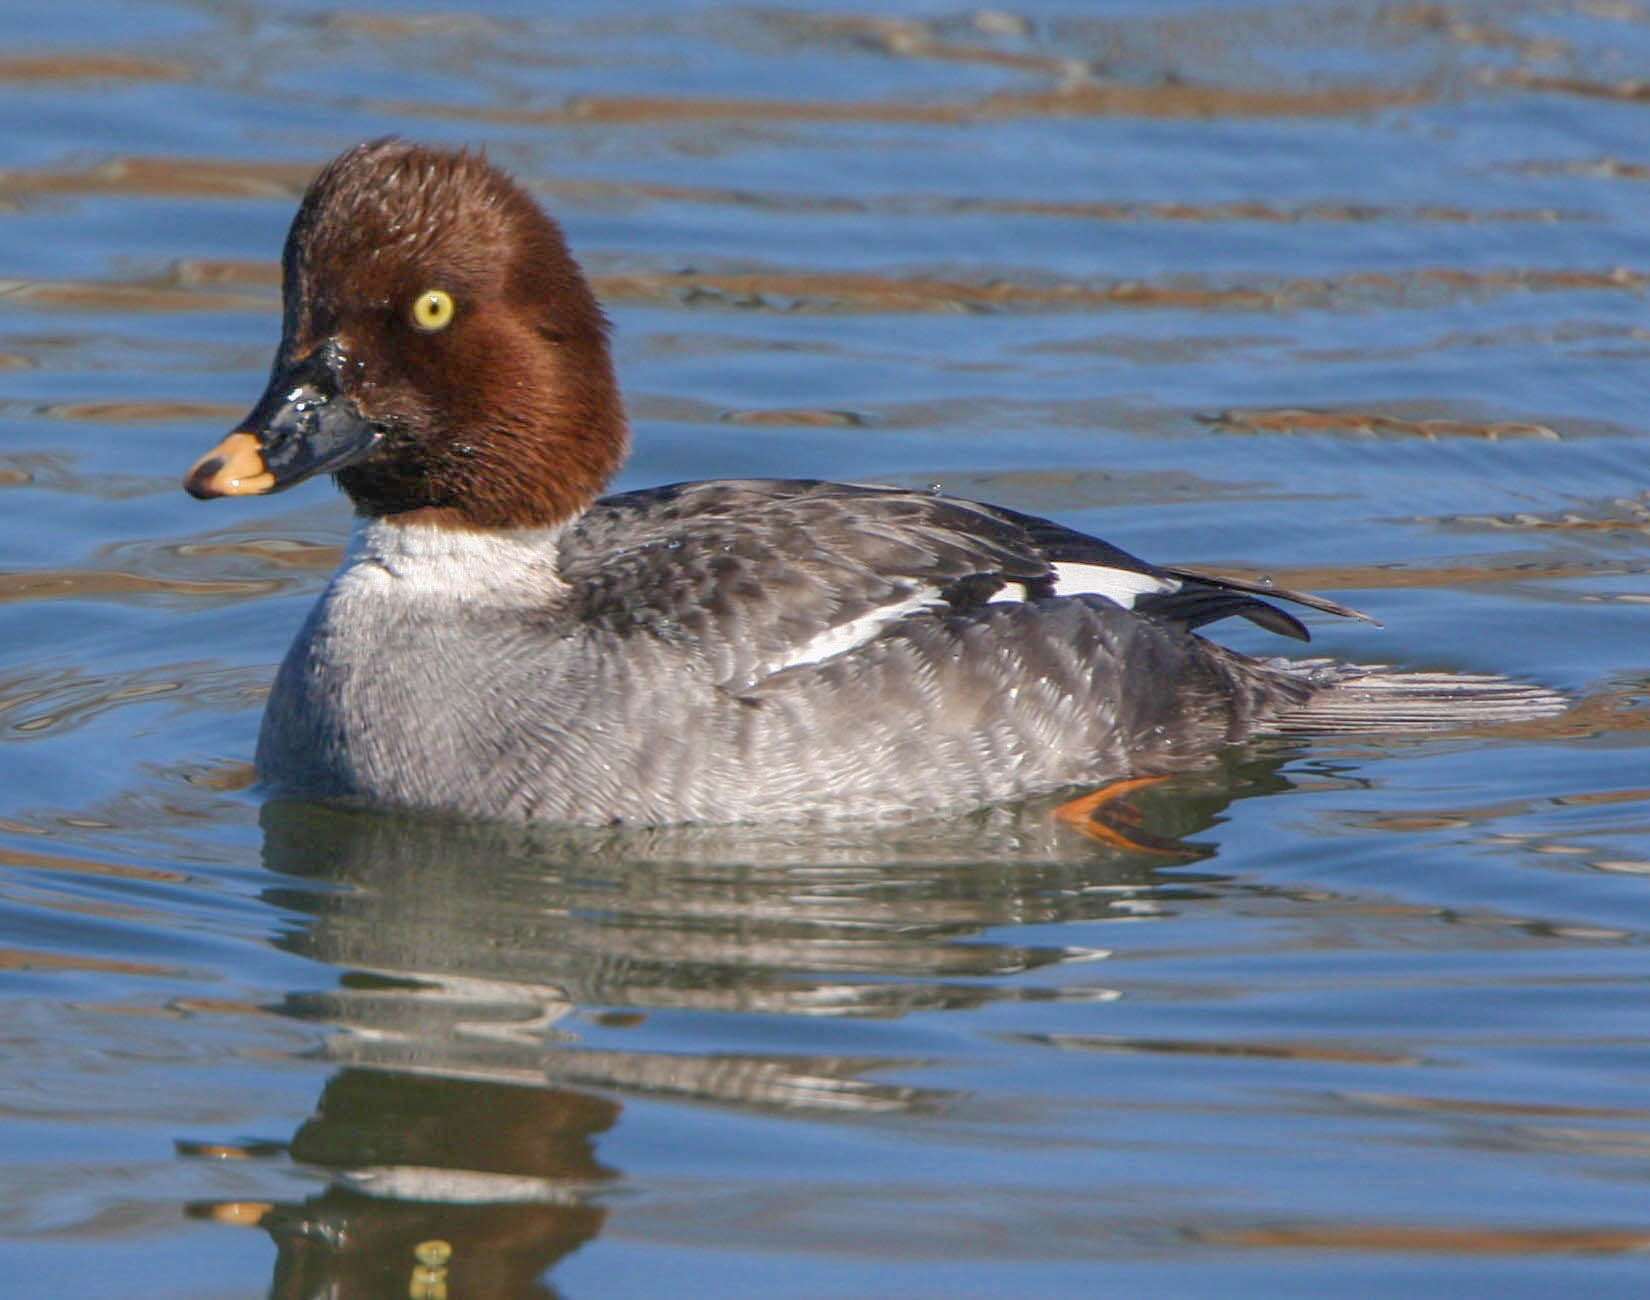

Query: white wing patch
left=1049, top=561, right=1180, bottom=607
left=773, top=561, right=1182, bottom=671
left=987, top=562, right=1180, bottom=608
left=771, top=590, right=943, bottom=672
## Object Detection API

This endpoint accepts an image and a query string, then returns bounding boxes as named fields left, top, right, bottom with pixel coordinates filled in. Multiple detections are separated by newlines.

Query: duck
left=183, top=139, right=1563, bottom=828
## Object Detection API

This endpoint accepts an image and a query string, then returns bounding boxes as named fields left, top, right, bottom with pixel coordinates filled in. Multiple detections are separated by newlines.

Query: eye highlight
left=409, top=289, right=456, bottom=333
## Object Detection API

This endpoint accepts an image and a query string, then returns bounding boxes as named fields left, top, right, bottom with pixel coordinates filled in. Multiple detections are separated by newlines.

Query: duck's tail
left=1259, top=659, right=1568, bottom=735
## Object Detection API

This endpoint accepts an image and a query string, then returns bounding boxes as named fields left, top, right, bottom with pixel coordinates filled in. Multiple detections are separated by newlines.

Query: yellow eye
left=409, top=289, right=455, bottom=333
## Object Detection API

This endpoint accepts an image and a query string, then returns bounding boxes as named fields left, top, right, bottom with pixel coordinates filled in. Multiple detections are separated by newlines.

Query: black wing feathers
left=1137, top=586, right=1312, bottom=641
left=568, top=480, right=1368, bottom=651
left=1162, top=565, right=1379, bottom=630
left=958, top=499, right=1359, bottom=641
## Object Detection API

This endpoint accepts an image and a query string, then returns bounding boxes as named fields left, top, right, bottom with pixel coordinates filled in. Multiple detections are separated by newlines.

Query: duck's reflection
left=255, top=1072, right=612, bottom=1299
left=195, top=743, right=1307, bottom=1295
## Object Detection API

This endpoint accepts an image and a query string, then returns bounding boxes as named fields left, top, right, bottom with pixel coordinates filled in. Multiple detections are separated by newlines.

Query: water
left=4, top=2, right=1650, bottom=1296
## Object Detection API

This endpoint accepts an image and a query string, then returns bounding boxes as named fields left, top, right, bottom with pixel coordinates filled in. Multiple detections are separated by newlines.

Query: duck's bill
left=184, top=347, right=379, bottom=499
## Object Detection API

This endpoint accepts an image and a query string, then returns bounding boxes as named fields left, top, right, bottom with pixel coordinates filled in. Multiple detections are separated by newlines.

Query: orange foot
left=1053, top=775, right=1183, bottom=854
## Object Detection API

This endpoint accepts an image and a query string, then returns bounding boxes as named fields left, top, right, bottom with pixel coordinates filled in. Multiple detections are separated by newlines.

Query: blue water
left=4, top=3, right=1650, bottom=1296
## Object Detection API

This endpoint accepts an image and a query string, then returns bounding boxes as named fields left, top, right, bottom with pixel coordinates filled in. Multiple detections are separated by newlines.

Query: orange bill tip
left=184, top=431, right=276, bottom=499
left=200, top=1201, right=274, bottom=1227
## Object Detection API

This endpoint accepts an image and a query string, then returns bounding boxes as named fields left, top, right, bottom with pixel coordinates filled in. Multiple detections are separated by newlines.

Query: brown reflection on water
left=1205, top=407, right=1563, bottom=440
left=1012, top=1032, right=1424, bottom=1066
left=0, top=843, right=186, bottom=883
left=0, top=945, right=178, bottom=976
left=5, top=158, right=1579, bottom=227
left=1349, top=780, right=1650, bottom=880
left=150, top=532, right=341, bottom=570
left=0, top=54, right=186, bottom=83
left=316, top=11, right=519, bottom=40
left=591, top=265, right=1645, bottom=315
left=0, top=156, right=311, bottom=200
left=1343, top=1089, right=1650, bottom=1122
left=0, top=663, right=265, bottom=739
left=1353, top=784, right=1650, bottom=834
left=797, top=12, right=1085, bottom=79
left=1197, top=1222, right=1650, bottom=1254
left=537, top=175, right=1576, bottom=226
left=893, top=195, right=1577, bottom=225
left=720, top=405, right=868, bottom=428
left=1339, top=1085, right=1650, bottom=1160
left=167, top=258, right=279, bottom=288
left=386, top=78, right=1425, bottom=130
left=1490, top=68, right=1650, bottom=104
left=176, top=759, right=256, bottom=792
left=0, top=568, right=281, bottom=603
left=38, top=399, right=240, bottom=424
left=1437, top=493, right=1650, bottom=536
left=1392, top=4, right=1570, bottom=60
left=2, top=524, right=341, bottom=609
left=1191, top=557, right=1649, bottom=596
left=0, top=277, right=267, bottom=313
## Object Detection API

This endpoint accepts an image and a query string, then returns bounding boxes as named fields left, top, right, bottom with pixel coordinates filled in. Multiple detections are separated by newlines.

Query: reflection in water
left=1205, top=407, right=1563, bottom=440
left=257, top=1073, right=612, bottom=1300
left=1195, top=1222, right=1650, bottom=1255
left=190, top=747, right=1300, bottom=1293
left=383, top=80, right=1424, bottom=128
left=2, top=156, right=1578, bottom=227
left=0, top=662, right=265, bottom=739
left=590, top=264, right=1647, bottom=315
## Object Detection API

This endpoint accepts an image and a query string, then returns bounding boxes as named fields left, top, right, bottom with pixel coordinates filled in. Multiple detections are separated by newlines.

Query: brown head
left=184, top=139, right=628, bottom=528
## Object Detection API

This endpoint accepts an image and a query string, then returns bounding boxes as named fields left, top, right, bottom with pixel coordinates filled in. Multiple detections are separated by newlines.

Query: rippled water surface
left=5, top=2, right=1650, bottom=1296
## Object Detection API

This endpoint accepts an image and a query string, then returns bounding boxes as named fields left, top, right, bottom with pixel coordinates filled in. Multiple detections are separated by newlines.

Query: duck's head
left=185, top=138, right=627, bottom=529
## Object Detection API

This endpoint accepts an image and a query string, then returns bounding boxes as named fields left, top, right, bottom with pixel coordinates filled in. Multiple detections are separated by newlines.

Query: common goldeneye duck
left=183, top=139, right=1564, bottom=828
